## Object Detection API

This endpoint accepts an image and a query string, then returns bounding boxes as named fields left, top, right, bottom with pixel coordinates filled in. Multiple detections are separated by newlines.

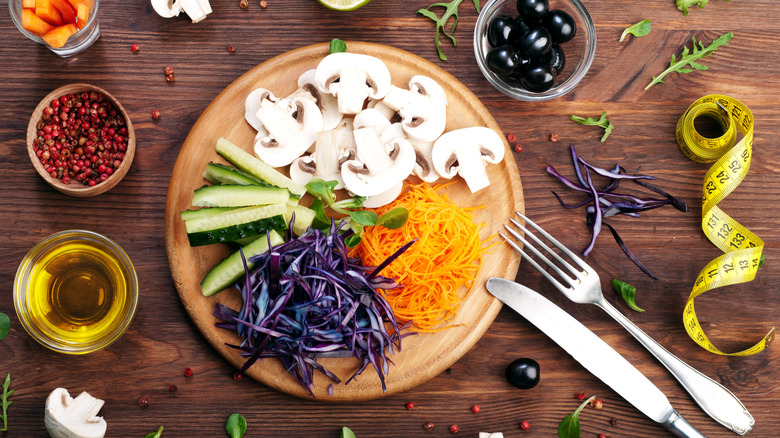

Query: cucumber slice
left=185, top=203, right=286, bottom=233
left=187, top=214, right=287, bottom=246
left=203, top=162, right=273, bottom=187
left=285, top=204, right=316, bottom=236
left=192, top=184, right=289, bottom=208
left=200, top=230, right=285, bottom=296
left=216, top=137, right=306, bottom=197
left=181, top=207, right=238, bottom=221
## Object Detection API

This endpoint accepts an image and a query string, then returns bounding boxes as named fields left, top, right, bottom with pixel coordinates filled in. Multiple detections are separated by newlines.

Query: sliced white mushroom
left=431, top=127, right=505, bottom=193
left=244, top=88, right=279, bottom=132
left=151, top=0, right=182, bottom=18
left=341, top=126, right=416, bottom=197
left=353, top=108, right=392, bottom=135
left=44, top=388, right=106, bottom=438
left=363, top=181, right=403, bottom=208
left=288, top=70, right=343, bottom=130
left=381, top=75, right=448, bottom=142
left=366, top=99, right=398, bottom=121
left=290, top=129, right=346, bottom=190
left=177, top=0, right=209, bottom=22
left=314, top=53, right=392, bottom=115
left=381, top=123, right=438, bottom=183
left=253, top=96, right=324, bottom=167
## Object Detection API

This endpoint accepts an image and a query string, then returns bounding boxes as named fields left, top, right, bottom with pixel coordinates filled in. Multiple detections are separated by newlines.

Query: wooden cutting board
left=164, top=41, right=525, bottom=401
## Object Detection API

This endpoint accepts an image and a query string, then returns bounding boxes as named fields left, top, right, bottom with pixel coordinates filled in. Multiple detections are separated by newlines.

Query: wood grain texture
left=0, top=0, right=778, bottom=436
left=164, top=41, right=524, bottom=400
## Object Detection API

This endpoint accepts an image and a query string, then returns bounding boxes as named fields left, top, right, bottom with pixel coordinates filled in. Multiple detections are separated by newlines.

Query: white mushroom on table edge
left=253, top=96, right=324, bottom=168
left=44, top=388, right=107, bottom=438
left=150, top=0, right=211, bottom=22
left=314, top=52, right=392, bottom=115
left=431, top=126, right=505, bottom=193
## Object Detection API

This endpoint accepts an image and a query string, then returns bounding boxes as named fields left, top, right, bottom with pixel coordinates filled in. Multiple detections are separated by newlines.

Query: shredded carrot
left=352, top=182, right=492, bottom=332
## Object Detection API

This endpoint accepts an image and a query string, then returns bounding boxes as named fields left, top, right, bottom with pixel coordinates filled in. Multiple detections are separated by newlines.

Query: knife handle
left=663, top=410, right=707, bottom=438
left=599, top=299, right=754, bottom=435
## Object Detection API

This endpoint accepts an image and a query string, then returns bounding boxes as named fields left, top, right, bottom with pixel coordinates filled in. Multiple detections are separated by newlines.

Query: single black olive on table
left=542, top=9, right=577, bottom=43
left=488, top=14, right=515, bottom=47
left=521, top=64, right=556, bottom=92
left=487, top=45, right=522, bottom=75
left=516, top=0, right=549, bottom=21
left=505, top=358, right=540, bottom=389
left=514, top=26, right=552, bottom=59
left=539, top=43, right=565, bottom=75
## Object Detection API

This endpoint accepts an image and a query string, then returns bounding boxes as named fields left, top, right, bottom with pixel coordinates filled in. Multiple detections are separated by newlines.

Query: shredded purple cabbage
left=213, top=220, right=414, bottom=396
left=547, top=145, right=688, bottom=277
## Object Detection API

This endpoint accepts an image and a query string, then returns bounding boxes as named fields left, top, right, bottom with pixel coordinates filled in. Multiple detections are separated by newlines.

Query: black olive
left=505, top=358, right=540, bottom=389
left=508, top=55, right=533, bottom=79
left=486, top=45, right=521, bottom=75
left=488, top=14, right=515, bottom=48
left=538, top=43, right=565, bottom=75
left=520, top=65, right=556, bottom=92
left=516, top=0, right=549, bottom=21
left=507, top=16, right=530, bottom=47
left=514, top=26, right=552, bottom=59
left=542, top=9, right=577, bottom=43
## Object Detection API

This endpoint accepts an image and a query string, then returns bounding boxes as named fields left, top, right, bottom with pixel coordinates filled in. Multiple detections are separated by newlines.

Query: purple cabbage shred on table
left=213, top=219, right=414, bottom=396
left=547, top=145, right=689, bottom=279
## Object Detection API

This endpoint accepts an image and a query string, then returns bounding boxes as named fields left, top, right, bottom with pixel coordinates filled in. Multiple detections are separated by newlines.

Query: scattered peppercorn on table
left=2, top=0, right=779, bottom=437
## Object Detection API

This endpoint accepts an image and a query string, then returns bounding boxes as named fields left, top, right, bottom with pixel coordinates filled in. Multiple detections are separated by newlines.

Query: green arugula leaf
left=0, top=313, right=9, bottom=341
left=677, top=0, right=729, bottom=16
left=1, top=374, right=12, bottom=432
left=341, top=426, right=357, bottom=438
left=645, top=32, right=733, bottom=90
left=226, top=413, right=247, bottom=438
left=570, top=111, right=614, bottom=142
left=619, top=19, right=651, bottom=42
left=348, top=210, right=380, bottom=226
left=612, top=279, right=645, bottom=312
left=558, top=395, right=595, bottom=438
left=330, top=39, right=347, bottom=54
left=144, top=426, right=164, bottom=438
left=417, top=0, right=480, bottom=61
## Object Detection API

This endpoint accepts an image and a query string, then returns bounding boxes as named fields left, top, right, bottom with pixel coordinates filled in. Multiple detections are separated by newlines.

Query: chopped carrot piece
left=75, top=1, right=89, bottom=28
left=22, top=0, right=36, bottom=8
left=352, top=182, right=494, bottom=332
left=21, top=8, right=55, bottom=35
left=49, top=0, right=77, bottom=24
left=42, top=23, right=78, bottom=48
left=35, top=0, right=64, bottom=26
left=66, top=0, right=84, bottom=8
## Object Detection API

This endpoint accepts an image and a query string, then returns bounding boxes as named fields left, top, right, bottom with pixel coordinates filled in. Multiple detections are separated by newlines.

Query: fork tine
left=499, top=228, right=571, bottom=293
left=507, top=216, right=582, bottom=280
left=514, top=211, right=593, bottom=274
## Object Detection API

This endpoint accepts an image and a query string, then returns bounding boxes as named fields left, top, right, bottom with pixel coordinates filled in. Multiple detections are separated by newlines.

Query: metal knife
left=486, top=277, right=707, bottom=438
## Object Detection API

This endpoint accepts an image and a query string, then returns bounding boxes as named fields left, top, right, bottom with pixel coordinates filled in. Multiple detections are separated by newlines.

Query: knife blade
left=486, top=277, right=706, bottom=438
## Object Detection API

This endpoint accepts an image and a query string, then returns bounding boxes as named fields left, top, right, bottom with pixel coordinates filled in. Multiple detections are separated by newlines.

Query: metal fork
left=501, top=211, right=754, bottom=436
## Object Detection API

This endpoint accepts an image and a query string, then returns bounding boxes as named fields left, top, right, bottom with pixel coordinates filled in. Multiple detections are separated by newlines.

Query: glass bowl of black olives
left=474, top=0, right=595, bottom=101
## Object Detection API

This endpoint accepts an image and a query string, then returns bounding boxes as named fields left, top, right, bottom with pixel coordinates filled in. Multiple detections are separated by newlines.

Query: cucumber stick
left=285, top=204, right=316, bottom=236
left=184, top=203, right=287, bottom=233
left=181, top=206, right=237, bottom=221
left=202, top=162, right=273, bottom=187
left=200, top=230, right=285, bottom=296
left=216, top=137, right=306, bottom=197
left=187, top=215, right=286, bottom=246
left=192, top=184, right=289, bottom=208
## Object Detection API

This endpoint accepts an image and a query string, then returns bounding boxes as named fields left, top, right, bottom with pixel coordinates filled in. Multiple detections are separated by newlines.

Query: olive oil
left=16, top=232, right=137, bottom=353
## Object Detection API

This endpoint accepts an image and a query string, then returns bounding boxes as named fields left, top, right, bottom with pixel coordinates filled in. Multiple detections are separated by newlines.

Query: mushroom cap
left=341, top=127, right=416, bottom=197
left=381, top=123, right=439, bottom=183
left=431, top=127, right=505, bottom=193
left=44, top=388, right=107, bottom=438
left=381, top=75, right=448, bottom=143
left=151, top=0, right=182, bottom=18
left=245, top=88, right=278, bottom=132
left=296, top=69, right=343, bottom=130
left=314, top=52, right=392, bottom=115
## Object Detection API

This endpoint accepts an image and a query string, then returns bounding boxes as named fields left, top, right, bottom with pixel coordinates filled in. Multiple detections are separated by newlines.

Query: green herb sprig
left=570, top=111, right=614, bottom=142
left=341, top=426, right=357, bottom=438
left=677, top=0, right=730, bottom=16
left=1, top=374, right=13, bottom=432
left=645, top=32, right=733, bottom=90
left=612, top=279, right=645, bottom=312
left=620, top=19, right=651, bottom=42
left=417, top=0, right=480, bottom=61
left=558, top=395, right=596, bottom=438
left=329, top=38, right=347, bottom=54
left=0, top=313, right=9, bottom=341
left=144, top=426, right=164, bottom=438
left=226, top=413, right=247, bottom=438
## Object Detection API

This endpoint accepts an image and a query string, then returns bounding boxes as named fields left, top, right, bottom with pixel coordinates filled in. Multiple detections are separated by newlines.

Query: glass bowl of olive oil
left=14, top=230, right=138, bottom=354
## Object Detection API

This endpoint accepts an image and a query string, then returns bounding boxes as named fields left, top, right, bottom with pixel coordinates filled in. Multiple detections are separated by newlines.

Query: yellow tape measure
left=676, top=94, right=774, bottom=355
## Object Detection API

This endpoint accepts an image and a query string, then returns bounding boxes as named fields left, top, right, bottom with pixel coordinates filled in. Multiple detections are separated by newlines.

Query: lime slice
left=317, top=0, right=371, bottom=11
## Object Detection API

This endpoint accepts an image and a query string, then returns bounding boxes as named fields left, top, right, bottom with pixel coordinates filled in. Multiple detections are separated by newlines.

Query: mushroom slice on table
left=381, top=122, right=439, bottom=183
left=314, top=53, right=392, bottom=115
left=176, top=0, right=210, bottom=22
left=341, top=126, right=416, bottom=197
left=432, top=127, right=505, bottom=193
left=44, top=388, right=106, bottom=438
left=290, top=129, right=347, bottom=190
left=253, top=96, right=324, bottom=168
left=244, top=88, right=279, bottom=132
left=151, top=0, right=182, bottom=18
left=381, top=75, right=448, bottom=142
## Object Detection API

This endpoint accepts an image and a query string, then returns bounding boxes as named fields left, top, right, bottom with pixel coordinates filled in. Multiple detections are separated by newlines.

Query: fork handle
left=598, top=299, right=754, bottom=436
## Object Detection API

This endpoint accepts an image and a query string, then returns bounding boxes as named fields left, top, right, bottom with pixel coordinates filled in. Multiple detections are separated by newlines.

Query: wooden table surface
left=1, top=0, right=778, bottom=437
